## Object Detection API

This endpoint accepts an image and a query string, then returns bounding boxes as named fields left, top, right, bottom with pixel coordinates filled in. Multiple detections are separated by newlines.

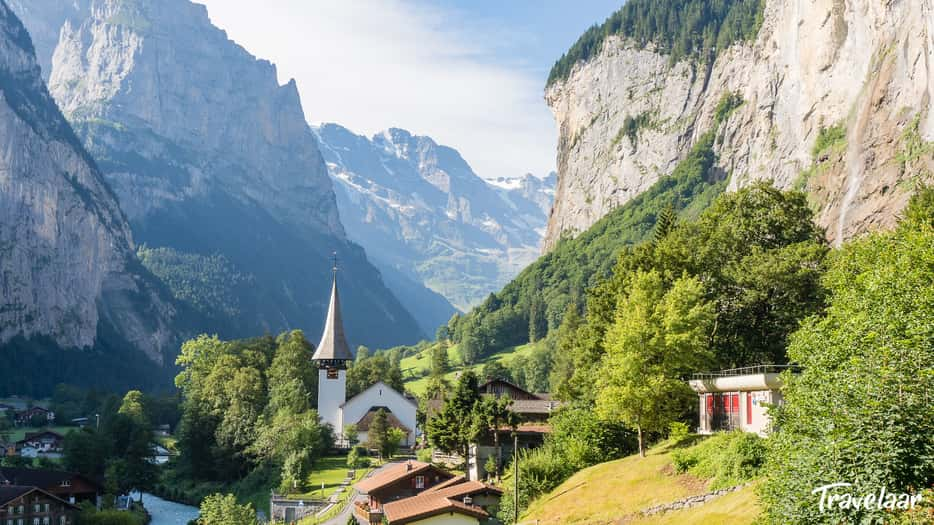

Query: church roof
left=355, top=407, right=411, bottom=433
left=312, top=276, right=354, bottom=362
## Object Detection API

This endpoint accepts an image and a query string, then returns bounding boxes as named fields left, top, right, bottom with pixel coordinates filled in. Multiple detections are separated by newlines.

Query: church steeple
left=312, top=255, right=355, bottom=366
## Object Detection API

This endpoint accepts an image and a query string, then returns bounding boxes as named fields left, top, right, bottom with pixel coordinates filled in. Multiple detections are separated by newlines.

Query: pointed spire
left=313, top=255, right=354, bottom=362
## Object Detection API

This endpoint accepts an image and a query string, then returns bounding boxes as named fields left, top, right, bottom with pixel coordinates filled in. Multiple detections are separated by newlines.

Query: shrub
left=811, top=123, right=846, bottom=157
left=415, top=447, right=433, bottom=463
left=669, top=431, right=766, bottom=489
left=668, top=421, right=691, bottom=443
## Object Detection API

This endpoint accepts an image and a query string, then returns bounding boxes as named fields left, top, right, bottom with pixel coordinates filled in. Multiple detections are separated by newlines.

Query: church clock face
left=327, top=367, right=339, bottom=379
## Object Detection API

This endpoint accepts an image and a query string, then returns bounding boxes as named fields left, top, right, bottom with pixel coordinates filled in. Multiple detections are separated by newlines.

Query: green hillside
left=400, top=342, right=542, bottom=396
left=520, top=436, right=762, bottom=524
left=443, top=131, right=726, bottom=382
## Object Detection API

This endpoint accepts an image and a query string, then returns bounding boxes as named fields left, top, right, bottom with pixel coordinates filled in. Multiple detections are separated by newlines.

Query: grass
left=400, top=342, right=543, bottom=396
left=520, top=438, right=762, bottom=525
left=293, top=456, right=378, bottom=525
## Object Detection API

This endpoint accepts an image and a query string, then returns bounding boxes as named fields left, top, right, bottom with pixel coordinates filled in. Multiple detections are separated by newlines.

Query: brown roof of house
left=422, top=475, right=467, bottom=493
left=0, top=485, right=77, bottom=508
left=421, top=480, right=502, bottom=499
left=355, top=408, right=411, bottom=433
left=508, top=399, right=562, bottom=414
left=355, top=461, right=436, bottom=494
left=382, top=493, right=489, bottom=525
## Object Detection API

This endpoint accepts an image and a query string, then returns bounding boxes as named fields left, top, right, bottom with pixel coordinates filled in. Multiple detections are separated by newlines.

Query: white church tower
left=312, top=258, right=355, bottom=439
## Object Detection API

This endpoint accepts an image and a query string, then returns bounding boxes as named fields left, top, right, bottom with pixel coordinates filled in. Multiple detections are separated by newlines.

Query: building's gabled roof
left=382, top=493, right=488, bottom=525
left=421, top=478, right=503, bottom=499
left=355, top=407, right=411, bottom=433
left=355, top=461, right=452, bottom=495
left=342, top=380, right=417, bottom=409
left=312, top=276, right=354, bottom=362
left=18, top=431, right=64, bottom=444
left=0, top=485, right=78, bottom=508
left=0, top=467, right=101, bottom=491
left=422, top=475, right=467, bottom=493
left=0, top=485, right=32, bottom=506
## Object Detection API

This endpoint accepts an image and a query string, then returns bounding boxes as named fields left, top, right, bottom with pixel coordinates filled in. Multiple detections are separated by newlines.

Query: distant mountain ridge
left=314, top=123, right=555, bottom=313
left=10, top=0, right=425, bottom=351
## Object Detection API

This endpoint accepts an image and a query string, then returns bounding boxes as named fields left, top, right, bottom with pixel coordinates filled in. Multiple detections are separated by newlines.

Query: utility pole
left=514, top=433, right=519, bottom=525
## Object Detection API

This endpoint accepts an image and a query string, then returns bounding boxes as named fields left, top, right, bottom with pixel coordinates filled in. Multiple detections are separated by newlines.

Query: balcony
left=689, top=365, right=800, bottom=393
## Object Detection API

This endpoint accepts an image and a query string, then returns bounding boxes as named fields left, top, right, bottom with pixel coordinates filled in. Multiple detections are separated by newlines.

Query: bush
left=811, top=122, right=846, bottom=157
left=667, top=422, right=691, bottom=443
left=347, top=445, right=370, bottom=469
left=668, top=432, right=766, bottom=489
left=415, top=447, right=433, bottom=463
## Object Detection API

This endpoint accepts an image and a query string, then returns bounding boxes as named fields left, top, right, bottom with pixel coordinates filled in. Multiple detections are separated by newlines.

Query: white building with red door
left=688, top=366, right=798, bottom=436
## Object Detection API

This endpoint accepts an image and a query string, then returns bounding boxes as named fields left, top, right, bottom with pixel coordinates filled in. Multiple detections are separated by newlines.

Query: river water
left=131, top=493, right=199, bottom=525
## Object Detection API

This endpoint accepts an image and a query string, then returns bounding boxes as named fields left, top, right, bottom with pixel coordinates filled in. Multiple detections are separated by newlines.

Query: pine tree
left=653, top=205, right=677, bottom=244
left=367, top=409, right=389, bottom=461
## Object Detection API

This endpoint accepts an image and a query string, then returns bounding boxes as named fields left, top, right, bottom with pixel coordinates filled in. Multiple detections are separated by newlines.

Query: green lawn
left=401, top=342, right=543, bottom=396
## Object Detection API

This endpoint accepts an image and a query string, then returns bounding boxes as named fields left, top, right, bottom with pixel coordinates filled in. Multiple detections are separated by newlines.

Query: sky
left=196, top=0, right=620, bottom=181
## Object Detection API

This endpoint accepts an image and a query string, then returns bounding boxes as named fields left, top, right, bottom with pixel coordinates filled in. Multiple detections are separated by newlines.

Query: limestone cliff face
left=15, top=0, right=424, bottom=346
left=46, top=0, right=343, bottom=237
left=0, top=0, right=173, bottom=361
left=544, top=0, right=934, bottom=250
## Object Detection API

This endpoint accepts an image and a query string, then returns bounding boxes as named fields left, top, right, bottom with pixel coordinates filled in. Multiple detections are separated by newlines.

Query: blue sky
left=197, top=0, right=620, bottom=181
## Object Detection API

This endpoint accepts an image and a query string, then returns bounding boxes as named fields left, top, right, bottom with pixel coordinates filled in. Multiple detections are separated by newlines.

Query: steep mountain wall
left=15, top=0, right=424, bottom=346
left=315, top=124, right=555, bottom=312
left=544, top=0, right=934, bottom=250
left=0, top=0, right=174, bottom=362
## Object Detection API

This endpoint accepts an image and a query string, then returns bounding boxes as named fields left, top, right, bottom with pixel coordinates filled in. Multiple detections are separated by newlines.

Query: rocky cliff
left=0, top=0, right=174, bottom=365
left=315, top=124, right=554, bottom=312
left=544, top=0, right=934, bottom=250
left=15, top=0, right=424, bottom=347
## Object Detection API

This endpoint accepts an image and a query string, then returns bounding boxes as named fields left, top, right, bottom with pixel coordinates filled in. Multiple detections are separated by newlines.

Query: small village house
left=13, top=407, right=54, bottom=427
left=0, top=467, right=103, bottom=507
left=353, top=461, right=455, bottom=524
left=380, top=475, right=503, bottom=525
left=0, top=486, right=78, bottom=524
left=16, top=431, right=65, bottom=459
left=435, top=378, right=561, bottom=482
left=688, top=365, right=798, bottom=436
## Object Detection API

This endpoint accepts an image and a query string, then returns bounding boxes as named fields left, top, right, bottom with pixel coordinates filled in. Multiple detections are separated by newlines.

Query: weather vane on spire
left=331, top=251, right=339, bottom=277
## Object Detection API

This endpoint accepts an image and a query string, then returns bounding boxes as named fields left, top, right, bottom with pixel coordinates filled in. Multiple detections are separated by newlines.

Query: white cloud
left=196, top=0, right=557, bottom=180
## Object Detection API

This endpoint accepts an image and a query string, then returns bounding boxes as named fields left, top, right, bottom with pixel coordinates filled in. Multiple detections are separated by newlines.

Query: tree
left=480, top=361, right=511, bottom=383
left=367, top=409, right=389, bottom=461
left=595, top=271, right=714, bottom=456
left=199, top=494, right=257, bottom=525
left=426, top=372, right=481, bottom=461
left=385, top=428, right=406, bottom=459
left=761, top=191, right=934, bottom=523
left=476, top=396, right=518, bottom=480
left=528, top=294, right=547, bottom=342
left=347, top=445, right=369, bottom=469
left=63, top=429, right=109, bottom=479
left=429, top=345, right=450, bottom=379
left=118, top=391, right=148, bottom=426
left=343, top=424, right=359, bottom=446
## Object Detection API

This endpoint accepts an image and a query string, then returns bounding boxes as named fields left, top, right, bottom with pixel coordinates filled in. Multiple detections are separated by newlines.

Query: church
left=312, top=265, right=418, bottom=448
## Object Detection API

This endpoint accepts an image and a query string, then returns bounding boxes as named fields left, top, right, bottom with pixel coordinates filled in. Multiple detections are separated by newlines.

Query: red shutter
left=705, top=394, right=713, bottom=413
left=731, top=393, right=739, bottom=413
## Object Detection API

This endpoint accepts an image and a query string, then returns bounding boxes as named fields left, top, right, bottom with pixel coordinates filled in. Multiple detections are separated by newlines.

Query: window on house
left=59, top=481, right=70, bottom=488
left=42, top=518, right=49, bottom=525
left=415, top=476, right=425, bottom=489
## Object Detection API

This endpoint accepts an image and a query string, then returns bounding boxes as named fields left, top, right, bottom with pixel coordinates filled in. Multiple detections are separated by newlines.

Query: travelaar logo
left=812, top=483, right=924, bottom=512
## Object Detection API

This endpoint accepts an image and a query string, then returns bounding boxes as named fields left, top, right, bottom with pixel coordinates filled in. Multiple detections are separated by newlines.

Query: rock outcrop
left=544, top=0, right=934, bottom=250
left=0, top=0, right=174, bottom=362
left=16, top=0, right=424, bottom=347
left=315, top=124, right=555, bottom=312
